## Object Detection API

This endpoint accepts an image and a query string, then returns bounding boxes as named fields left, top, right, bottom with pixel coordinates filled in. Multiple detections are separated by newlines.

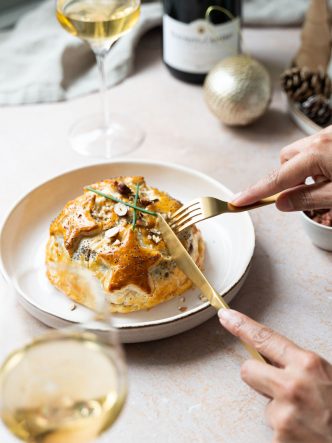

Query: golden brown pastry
left=46, top=176, right=204, bottom=313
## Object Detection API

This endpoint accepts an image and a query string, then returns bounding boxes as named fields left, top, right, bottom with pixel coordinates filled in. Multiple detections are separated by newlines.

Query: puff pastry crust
left=46, top=176, right=204, bottom=313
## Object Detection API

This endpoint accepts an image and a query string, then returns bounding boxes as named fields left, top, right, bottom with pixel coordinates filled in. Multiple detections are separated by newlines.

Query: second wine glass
left=56, top=0, right=144, bottom=158
left=0, top=265, right=127, bottom=443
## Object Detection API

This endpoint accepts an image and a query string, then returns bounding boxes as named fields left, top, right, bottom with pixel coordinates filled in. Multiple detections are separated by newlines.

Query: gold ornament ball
left=204, top=54, right=272, bottom=126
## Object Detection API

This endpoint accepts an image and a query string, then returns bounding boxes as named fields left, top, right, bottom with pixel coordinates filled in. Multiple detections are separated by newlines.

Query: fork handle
left=227, top=193, right=281, bottom=213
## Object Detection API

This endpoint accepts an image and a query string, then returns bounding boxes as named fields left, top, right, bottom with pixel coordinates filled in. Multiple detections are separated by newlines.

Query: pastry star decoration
left=58, top=195, right=100, bottom=255
left=100, top=229, right=161, bottom=294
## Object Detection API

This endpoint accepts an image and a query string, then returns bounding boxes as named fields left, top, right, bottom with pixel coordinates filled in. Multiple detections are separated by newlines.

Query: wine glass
left=0, top=265, right=127, bottom=443
left=56, top=0, right=144, bottom=158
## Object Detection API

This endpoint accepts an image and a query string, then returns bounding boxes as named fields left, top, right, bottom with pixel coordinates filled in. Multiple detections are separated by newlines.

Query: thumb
left=276, top=181, right=332, bottom=211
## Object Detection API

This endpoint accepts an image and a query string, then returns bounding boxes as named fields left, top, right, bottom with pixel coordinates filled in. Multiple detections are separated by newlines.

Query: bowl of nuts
left=301, top=209, right=332, bottom=251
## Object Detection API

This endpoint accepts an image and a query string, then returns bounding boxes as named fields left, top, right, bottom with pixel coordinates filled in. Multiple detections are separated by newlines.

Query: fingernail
left=232, top=192, right=242, bottom=201
left=231, top=192, right=246, bottom=204
left=276, top=195, right=294, bottom=212
left=218, top=309, right=239, bottom=325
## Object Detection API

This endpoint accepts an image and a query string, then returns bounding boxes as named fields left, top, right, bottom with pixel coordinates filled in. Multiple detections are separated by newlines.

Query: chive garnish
left=132, top=183, right=140, bottom=230
left=85, top=186, right=158, bottom=217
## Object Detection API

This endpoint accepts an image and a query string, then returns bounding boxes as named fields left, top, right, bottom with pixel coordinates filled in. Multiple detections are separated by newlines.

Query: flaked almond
left=105, top=226, right=121, bottom=238
left=152, top=235, right=161, bottom=244
left=114, top=202, right=128, bottom=216
left=150, top=228, right=161, bottom=235
left=95, top=196, right=106, bottom=204
left=199, top=293, right=208, bottom=302
left=112, top=239, right=121, bottom=246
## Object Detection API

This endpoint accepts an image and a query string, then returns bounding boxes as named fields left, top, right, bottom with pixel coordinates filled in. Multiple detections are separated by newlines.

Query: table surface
left=1, top=27, right=331, bottom=443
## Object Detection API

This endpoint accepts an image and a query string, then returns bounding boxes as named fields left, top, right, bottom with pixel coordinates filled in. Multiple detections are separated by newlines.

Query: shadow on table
left=225, top=108, right=298, bottom=144
left=254, top=54, right=291, bottom=84
left=134, top=26, right=162, bottom=75
left=125, top=239, right=278, bottom=366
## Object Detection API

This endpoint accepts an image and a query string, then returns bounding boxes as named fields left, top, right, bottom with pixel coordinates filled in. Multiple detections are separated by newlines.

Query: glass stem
left=95, top=52, right=110, bottom=130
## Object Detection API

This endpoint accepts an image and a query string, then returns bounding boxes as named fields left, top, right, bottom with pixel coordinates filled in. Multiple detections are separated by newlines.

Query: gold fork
left=170, top=194, right=281, bottom=233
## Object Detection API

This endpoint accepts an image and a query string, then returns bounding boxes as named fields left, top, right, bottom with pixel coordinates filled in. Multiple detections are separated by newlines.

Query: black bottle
left=163, top=0, right=242, bottom=84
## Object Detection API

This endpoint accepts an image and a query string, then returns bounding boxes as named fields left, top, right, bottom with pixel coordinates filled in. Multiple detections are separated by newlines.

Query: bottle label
left=163, top=15, right=240, bottom=74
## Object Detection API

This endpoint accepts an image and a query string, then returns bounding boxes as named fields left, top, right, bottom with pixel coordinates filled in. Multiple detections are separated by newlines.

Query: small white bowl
left=300, top=211, right=332, bottom=251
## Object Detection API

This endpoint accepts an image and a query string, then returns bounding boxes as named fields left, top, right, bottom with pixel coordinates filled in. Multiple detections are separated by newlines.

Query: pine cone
left=300, top=95, right=332, bottom=127
left=281, top=67, right=332, bottom=103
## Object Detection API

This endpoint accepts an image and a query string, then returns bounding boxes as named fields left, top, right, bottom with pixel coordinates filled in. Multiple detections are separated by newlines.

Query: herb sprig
left=132, top=183, right=140, bottom=230
left=85, top=186, right=158, bottom=217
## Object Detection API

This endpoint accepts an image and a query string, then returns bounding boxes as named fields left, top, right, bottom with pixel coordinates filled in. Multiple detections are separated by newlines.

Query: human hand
left=219, top=309, right=332, bottom=443
left=232, top=126, right=332, bottom=211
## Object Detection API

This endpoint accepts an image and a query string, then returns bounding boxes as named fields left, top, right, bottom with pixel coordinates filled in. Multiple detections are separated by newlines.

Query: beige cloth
left=244, top=0, right=332, bottom=25
left=0, top=1, right=162, bottom=105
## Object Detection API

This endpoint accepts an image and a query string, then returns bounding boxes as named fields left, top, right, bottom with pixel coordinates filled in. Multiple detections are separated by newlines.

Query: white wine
left=56, top=0, right=140, bottom=44
left=0, top=333, right=127, bottom=443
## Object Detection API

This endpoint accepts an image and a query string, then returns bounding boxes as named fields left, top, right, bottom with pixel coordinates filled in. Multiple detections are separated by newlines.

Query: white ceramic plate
left=0, top=161, right=255, bottom=343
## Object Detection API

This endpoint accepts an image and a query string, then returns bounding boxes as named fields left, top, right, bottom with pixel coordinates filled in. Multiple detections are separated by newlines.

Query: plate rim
left=0, top=159, right=255, bottom=330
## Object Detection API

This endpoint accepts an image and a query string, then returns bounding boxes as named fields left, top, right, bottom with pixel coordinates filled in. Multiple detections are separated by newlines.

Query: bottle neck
left=164, top=0, right=242, bottom=24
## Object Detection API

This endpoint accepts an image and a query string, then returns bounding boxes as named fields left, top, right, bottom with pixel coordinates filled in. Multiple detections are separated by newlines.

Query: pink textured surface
left=0, top=27, right=331, bottom=442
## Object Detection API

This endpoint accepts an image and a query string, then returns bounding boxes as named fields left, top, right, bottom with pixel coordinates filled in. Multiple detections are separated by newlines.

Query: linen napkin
left=244, top=0, right=332, bottom=26
left=0, top=1, right=162, bottom=106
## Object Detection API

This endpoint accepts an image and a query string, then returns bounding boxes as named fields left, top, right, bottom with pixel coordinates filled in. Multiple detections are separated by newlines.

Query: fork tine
left=170, top=204, right=202, bottom=225
left=173, top=214, right=206, bottom=233
left=170, top=208, right=203, bottom=229
left=171, top=199, right=201, bottom=219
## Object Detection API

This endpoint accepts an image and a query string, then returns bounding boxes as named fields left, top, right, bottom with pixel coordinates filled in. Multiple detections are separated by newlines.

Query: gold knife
left=157, top=214, right=265, bottom=362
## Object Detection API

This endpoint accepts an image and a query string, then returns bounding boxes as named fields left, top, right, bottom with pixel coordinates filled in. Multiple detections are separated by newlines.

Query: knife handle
left=212, top=291, right=266, bottom=363
left=241, top=341, right=266, bottom=363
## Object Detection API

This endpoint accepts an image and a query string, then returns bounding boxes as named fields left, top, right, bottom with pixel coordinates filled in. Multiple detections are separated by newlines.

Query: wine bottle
left=163, top=0, right=242, bottom=84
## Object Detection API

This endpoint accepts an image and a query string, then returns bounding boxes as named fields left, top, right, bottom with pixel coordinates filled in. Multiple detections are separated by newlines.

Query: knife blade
left=157, top=214, right=228, bottom=311
left=157, top=214, right=265, bottom=362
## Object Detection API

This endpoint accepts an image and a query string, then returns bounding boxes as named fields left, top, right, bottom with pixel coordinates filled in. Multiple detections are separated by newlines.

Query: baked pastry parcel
left=46, top=176, right=205, bottom=313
